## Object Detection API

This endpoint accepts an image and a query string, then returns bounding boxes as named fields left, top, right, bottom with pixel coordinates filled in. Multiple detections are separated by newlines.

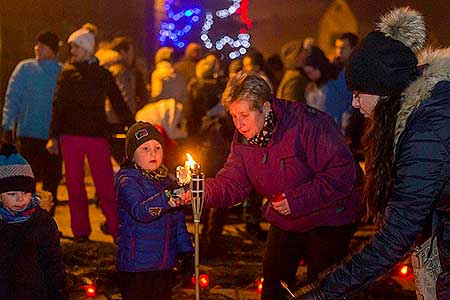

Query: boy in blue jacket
left=115, top=122, right=193, bottom=300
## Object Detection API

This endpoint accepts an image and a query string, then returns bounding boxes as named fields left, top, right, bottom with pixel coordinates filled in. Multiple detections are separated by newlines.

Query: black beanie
left=345, top=7, right=426, bottom=96
left=0, top=143, right=35, bottom=194
left=125, top=122, right=164, bottom=160
left=36, top=31, right=61, bottom=54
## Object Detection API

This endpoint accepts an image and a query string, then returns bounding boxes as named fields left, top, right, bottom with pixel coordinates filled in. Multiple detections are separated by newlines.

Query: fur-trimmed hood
left=394, top=48, right=450, bottom=146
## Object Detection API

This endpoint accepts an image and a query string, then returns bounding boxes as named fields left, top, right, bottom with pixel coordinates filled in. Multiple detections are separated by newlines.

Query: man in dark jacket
left=293, top=7, right=450, bottom=300
left=199, top=71, right=362, bottom=300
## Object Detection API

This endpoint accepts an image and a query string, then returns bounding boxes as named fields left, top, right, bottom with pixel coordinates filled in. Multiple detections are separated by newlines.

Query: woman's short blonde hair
left=222, top=71, right=271, bottom=112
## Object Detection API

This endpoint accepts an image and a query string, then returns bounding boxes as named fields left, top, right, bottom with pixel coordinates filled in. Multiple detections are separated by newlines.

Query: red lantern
left=199, top=274, right=209, bottom=288
left=257, top=278, right=264, bottom=294
left=84, top=285, right=97, bottom=297
left=191, top=274, right=210, bottom=288
left=398, top=264, right=411, bottom=277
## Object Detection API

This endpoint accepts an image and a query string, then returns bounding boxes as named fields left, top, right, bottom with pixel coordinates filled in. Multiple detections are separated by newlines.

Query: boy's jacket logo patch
left=149, top=207, right=162, bottom=216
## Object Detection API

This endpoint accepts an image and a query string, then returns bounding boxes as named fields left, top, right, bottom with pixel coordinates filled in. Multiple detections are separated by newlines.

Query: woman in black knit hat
left=292, top=7, right=450, bottom=300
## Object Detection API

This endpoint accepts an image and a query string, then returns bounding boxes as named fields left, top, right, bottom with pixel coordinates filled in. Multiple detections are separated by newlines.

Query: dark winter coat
left=0, top=208, right=66, bottom=300
left=320, top=49, right=450, bottom=299
left=49, top=59, right=133, bottom=139
left=205, top=97, right=362, bottom=232
left=185, top=78, right=227, bottom=137
left=115, top=167, right=193, bottom=272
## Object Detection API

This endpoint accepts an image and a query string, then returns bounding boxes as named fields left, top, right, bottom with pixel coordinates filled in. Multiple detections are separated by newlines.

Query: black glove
left=290, top=282, right=326, bottom=300
left=175, top=252, right=194, bottom=276
left=2, top=130, right=14, bottom=143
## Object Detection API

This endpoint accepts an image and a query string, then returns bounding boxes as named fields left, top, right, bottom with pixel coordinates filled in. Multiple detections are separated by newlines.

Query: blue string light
left=159, top=0, right=202, bottom=49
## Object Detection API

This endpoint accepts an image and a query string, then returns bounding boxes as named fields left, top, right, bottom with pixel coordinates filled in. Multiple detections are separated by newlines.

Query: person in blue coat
left=115, top=121, right=193, bottom=300
left=2, top=31, right=63, bottom=215
left=292, top=7, right=450, bottom=300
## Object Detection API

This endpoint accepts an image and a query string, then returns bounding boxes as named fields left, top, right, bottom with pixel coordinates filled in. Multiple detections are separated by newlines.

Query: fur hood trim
left=394, top=48, right=450, bottom=146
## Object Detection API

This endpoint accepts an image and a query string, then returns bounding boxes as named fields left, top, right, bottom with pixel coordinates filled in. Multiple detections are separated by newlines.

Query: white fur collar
left=394, top=48, right=450, bottom=147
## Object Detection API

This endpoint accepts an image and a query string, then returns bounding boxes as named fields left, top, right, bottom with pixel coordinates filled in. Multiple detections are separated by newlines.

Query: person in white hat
left=46, top=24, right=134, bottom=242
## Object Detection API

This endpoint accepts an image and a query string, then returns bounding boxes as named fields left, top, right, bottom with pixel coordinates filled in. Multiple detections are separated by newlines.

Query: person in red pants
left=47, top=24, right=133, bottom=241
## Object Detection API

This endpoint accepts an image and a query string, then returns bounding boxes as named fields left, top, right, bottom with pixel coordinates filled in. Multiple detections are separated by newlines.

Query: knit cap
left=68, top=27, right=95, bottom=54
left=0, top=143, right=35, bottom=194
left=125, top=122, right=165, bottom=160
left=36, top=31, right=61, bottom=54
left=345, top=7, right=426, bottom=96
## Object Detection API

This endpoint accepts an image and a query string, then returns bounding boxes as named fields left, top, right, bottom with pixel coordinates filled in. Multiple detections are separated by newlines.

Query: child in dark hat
left=115, top=122, right=193, bottom=300
left=0, top=142, right=66, bottom=299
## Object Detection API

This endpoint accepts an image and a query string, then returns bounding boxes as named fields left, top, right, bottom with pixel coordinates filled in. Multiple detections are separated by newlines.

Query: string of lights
left=200, top=0, right=252, bottom=59
left=159, top=0, right=253, bottom=59
left=159, top=0, right=202, bottom=49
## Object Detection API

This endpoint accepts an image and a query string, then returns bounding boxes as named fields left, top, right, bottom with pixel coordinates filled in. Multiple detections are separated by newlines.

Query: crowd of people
left=0, top=5, right=449, bottom=300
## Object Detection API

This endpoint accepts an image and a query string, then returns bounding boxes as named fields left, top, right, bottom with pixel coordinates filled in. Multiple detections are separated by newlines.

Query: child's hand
left=167, top=196, right=180, bottom=207
left=166, top=188, right=191, bottom=207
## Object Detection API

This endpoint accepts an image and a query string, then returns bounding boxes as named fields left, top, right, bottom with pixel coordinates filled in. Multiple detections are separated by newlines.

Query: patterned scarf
left=135, top=164, right=169, bottom=181
left=0, top=195, right=39, bottom=224
left=247, top=110, right=276, bottom=147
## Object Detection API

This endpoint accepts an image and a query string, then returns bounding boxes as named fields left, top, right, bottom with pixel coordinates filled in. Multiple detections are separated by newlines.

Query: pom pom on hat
left=0, top=143, right=35, bottom=194
left=377, top=7, right=426, bottom=52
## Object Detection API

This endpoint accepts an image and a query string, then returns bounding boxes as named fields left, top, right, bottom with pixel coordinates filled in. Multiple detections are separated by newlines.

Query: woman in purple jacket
left=203, top=71, right=362, bottom=300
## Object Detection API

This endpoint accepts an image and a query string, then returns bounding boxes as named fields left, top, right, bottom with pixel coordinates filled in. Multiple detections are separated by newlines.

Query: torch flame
left=186, top=153, right=197, bottom=170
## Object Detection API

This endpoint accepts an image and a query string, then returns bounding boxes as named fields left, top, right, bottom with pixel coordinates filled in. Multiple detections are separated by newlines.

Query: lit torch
left=176, top=153, right=205, bottom=300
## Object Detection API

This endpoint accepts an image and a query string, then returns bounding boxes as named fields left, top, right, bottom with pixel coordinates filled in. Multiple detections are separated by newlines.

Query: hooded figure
left=293, top=7, right=450, bottom=300
left=276, top=40, right=309, bottom=103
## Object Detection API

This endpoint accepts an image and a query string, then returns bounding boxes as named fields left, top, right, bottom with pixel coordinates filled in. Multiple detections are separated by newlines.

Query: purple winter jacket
left=205, top=98, right=362, bottom=232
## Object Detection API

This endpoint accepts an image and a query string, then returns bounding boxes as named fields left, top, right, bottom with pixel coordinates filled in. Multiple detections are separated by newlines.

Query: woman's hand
left=270, top=193, right=291, bottom=215
left=166, top=188, right=191, bottom=207
left=179, top=190, right=191, bottom=205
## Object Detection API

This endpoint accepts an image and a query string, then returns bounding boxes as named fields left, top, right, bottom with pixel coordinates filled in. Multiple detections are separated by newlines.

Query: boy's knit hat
left=0, top=143, right=35, bottom=194
left=345, top=7, right=426, bottom=96
left=36, top=31, right=61, bottom=54
left=125, top=122, right=164, bottom=160
left=68, top=27, right=95, bottom=54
